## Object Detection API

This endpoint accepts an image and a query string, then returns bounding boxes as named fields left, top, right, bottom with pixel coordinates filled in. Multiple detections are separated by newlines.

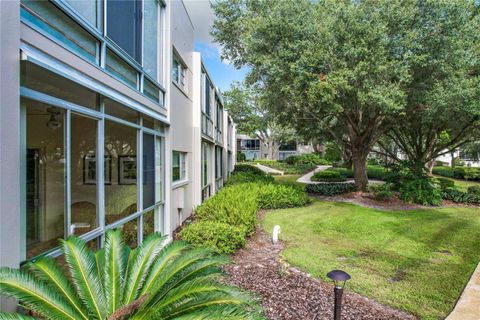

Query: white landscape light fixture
left=272, top=225, right=281, bottom=244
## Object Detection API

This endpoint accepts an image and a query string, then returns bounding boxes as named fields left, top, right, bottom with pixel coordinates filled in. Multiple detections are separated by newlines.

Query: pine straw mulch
left=223, top=229, right=417, bottom=320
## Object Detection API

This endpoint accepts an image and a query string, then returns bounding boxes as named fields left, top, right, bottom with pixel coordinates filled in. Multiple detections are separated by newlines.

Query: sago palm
left=0, top=230, right=264, bottom=320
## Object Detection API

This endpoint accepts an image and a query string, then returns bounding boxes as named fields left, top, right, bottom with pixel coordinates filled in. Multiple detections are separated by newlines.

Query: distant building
left=236, top=134, right=314, bottom=161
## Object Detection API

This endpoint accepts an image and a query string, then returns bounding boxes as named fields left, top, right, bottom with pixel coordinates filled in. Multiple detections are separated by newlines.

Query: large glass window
left=144, top=0, right=159, bottom=80
left=106, top=49, right=138, bottom=89
left=172, top=151, right=187, bottom=182
left=201, top=142, right=210, bottom=187
left=143, top=133, right=155, bottom=209
left=215, top=147, right=223, bottom=179
left=172, top=54, right=187, bottom=91
left=104, top=120, right=137, bottom=224
left=104, top=97, right=139, bottom=124
left=106, top=0, right=142, bottom=63
left=70, top=113, right=98, bottom=236
left=64, top=0, right=100, bottom=29
left=21, top=0, right=99, bottom=64
left=25, top=100, right=66, bottom=259
left=22, top=61, right=99, bottom=111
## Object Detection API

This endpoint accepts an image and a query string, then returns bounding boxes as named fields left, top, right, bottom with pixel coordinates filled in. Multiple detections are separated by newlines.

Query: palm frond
left=170, top=306, right=265, bottom=320
left=0, top=268, right=83, bottom=320
left=139, top=241, right=188, bottom=296
left=61, top=237, right=106, bottom=319
left=0, top=312, right=36, bottom=320
left=95, top=248, right=106, bottom=298
left=103, top=229, right=128, bottom=315
left=26, top=257, right=89, bottom=320
left=123, top=233, right=168, bottom=304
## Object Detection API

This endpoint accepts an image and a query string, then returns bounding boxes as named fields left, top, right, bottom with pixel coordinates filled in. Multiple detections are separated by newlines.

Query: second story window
left=172, top=54, right=187, bottom=91
left=106, top=0, right=142, bottom=63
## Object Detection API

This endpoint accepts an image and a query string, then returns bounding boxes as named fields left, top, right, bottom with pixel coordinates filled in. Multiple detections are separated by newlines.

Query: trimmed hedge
left=311, top=170, right=347, bottom=182
left=179, top=221, right=246, bottom=254
left=285, top=153, right=331, bottom=166
left=253, top=160, right=316, bottom=174
left=326, top=165, right=390, bottom=181
left=226, top=172, right=275, bottom=186
left=433, top=166, right=480, bottom=181
left=306, top=183, right=356, bottom=196
left=233, top=164, right=265, bottom=175
left=442, top=189, right=480, bottom=204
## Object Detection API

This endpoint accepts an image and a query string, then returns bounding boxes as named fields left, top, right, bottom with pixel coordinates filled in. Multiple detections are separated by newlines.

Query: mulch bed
left=223, top=230, right=418, bottom=320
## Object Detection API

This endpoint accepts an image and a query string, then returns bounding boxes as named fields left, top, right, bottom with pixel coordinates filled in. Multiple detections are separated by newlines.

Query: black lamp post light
left=327, top=269, right=351, bottom=320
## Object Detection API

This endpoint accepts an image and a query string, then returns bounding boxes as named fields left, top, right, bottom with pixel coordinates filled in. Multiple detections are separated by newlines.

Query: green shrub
left=327, top=167, right=354, bottom=178
left=442, top=189, right=480, bottom=204
left=464, top=167, right=480, bottom=181
left=293, top=153, right=330, bottom=165
left=254, top=159, right=316, bottom=174
left=369, top=184, right=394, bottom=201
left=435, top=160, right=447, bottom=166
left=399, top=177, right=442, bottom=206
left=366, top=165, right=391, bottom=180
left=233, top=164, right=265, bottom=176
left=312, top=170, right=347, bottom=182
left=236, top=152, right=246, bottom=162
left=257, top=183, right=310, bottom=209
left=435, top=177, right=455, bottom=190
left=433, top=166, right=480, bottom=181
left=194, top=184, right=259, bottom=235
left=467, top=185, right=480, bottom=195
left=306, top=183, right=356, bottom=195
left=432, top=166, right=455, bottom=178
left=179, top=221, right=246, bottom=254
left=226, top=172, right=275, bottom=186
left=324, top=143, right=342, bottom=162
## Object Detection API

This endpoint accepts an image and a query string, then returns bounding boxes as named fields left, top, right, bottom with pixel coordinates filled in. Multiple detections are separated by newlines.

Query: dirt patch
left=224, top=230, right=417, bottom=320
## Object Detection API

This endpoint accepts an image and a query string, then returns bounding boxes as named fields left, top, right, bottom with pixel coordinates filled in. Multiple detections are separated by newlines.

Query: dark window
left=107, top=0, right=142, bottom=63
left=143, top=133, right=155, bottom=209
left=205, top=77, right=211, bottom=116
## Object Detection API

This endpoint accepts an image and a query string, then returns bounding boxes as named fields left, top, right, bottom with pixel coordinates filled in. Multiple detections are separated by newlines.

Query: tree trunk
left=351, top=148, right=368, bottom=191
left=426, top=160, right=435, bottom=176
left=450, top=151, right=455, bottom=167
left=267, top=140, right=275, bottom=160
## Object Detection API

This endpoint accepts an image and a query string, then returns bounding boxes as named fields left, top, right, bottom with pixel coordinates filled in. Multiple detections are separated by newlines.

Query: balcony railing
left=215, top=129, right=223, bottom=144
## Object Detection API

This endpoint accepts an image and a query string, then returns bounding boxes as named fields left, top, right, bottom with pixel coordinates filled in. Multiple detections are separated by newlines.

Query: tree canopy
left=212, top=0, right=480, bottom=189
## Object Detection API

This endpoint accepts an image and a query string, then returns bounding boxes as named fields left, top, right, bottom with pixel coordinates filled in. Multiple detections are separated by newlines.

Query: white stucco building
left=0, top=0, right=236, bottom=310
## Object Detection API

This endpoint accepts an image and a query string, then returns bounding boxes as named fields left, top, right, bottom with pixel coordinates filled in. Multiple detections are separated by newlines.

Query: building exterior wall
left=0, top=1, right=236, bottom=312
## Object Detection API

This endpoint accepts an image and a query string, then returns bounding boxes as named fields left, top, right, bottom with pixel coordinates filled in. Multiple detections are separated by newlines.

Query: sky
left=183, top=0, right=248, bottom=93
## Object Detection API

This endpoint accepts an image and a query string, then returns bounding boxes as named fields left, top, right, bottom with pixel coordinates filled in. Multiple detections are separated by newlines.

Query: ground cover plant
left=180, top=165, right=309, bottom=253
left=264, top=200, right=480, bottom=319
left=327, top=165, right=391, bottom=181
left=306, top=183, right=356, bottom=196
left=0, top=230, right=263, bottom=319
left=249, top=160, right=316, bottom=175
left=311, top=170, right=347, bottom=182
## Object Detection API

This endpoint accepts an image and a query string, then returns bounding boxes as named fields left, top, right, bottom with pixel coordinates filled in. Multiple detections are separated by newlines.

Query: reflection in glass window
left=143, top=134, right=155, bottom=209
left=106, top=0, right=142, bottom=63
left=155, top=137, right=163, bottom=202
left=106, top=49, right=138, bottom=89
left=144, top=0, right=159, bottom=80
left=143, top=78, right=160, bottom=103
left=21, top=0, right=99, bottom=63
left=120, top=218, right=138, bottom=248
left=21, top=61, right=99, bottom=110
left=172, top=151, right=187, bottom=182
left=71, top=113, right=98, bottom=236
left=105, top=120, right=137, bottom=224
left=142, top=209, right=155, bottom=238
left=104, top=98, right=138, bottom=124
left=64, top=0, right=99, bottom=29
left=25, top=100, right=66, bottom=259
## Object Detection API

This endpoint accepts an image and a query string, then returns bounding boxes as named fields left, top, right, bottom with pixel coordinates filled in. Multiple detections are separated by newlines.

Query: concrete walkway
left=297, top=165, right=331, bottom=184
left=446, top=262, right=480, bottom=320
left=255, top=163, right=284, bottom=175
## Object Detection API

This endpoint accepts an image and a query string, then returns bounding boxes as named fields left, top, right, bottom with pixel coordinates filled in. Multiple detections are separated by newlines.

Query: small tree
left=223, top=82, right=295, bottom=160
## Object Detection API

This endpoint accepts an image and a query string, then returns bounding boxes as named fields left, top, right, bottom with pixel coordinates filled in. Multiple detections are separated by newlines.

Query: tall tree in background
left=223, top=82, right=295, bottom=159
left=212, top=0, right=480, bottom=189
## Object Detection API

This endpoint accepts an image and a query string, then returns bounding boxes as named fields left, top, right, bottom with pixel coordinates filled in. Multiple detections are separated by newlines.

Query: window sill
left=172, top=179, right=190, bottom=189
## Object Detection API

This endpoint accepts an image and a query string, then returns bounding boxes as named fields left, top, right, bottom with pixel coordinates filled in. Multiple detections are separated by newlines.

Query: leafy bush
left=306, top=183, right=356, bottom=195
left=432, top=166, right=480, bottom=181
left=290, top=153, right=330, bottom=165
left=233, top=164, right=265, bottom=175
left=366, top=165, right=391, bottom=180
left=327, top=167, right=354, bottom=178
left=435, top=160, right=447, bottom=166
left=227, top=171, right=275, bottom=186
left=464, top=167, right=480, bottom=181
left=435, top=177, right=455, bottom=190
left=432, top=166, right=455, bottom=178
left=399, top=177, right=442, bottom=206
left=311, top=170, right=347, bottom=182
left=236, top=152, right=247, bottom=162
left=194, top=184, right=259, bottom=235
left=0, top=230, right=262, bottom=319
left=257, top=183, right=310, bottom=209
left=369, top=184, right=394, bottom=201
left=324, top=143, right=342, bottom=162
left=179, top=221, right=246, bottom=254
left=253, top=159, right=316, bottom=174
left=467, top=185, right=480, bottom=196
left=442, top=189, right=480, bottom=204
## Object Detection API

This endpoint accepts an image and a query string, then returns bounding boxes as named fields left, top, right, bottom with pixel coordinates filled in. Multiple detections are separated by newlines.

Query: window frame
left=172, top=151, right=188, bottom=184
left=20, top=61, right=166, bottom=262
left=172, top=51, right=187, bottom=93
left=20, top=0, right=166, bottom=108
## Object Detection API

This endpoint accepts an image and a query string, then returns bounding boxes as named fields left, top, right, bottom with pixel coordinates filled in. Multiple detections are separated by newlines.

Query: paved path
left=446, top=262, right=480, bottom=320
left=255, top=163, right=284, bottom=175
left=297, top=165, right=331, bottom=184
left=297, top=166, right=384, bottom=185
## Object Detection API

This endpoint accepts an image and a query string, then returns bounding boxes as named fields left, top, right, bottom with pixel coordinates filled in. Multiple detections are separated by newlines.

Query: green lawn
left=433, top=174, right=480, bottom=192
left=273, top=174, right=304, bottom=189
left=264, top=200, right=480, bottom=319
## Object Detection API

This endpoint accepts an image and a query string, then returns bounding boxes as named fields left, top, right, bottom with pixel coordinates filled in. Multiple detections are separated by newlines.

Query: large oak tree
left=212, top=0, right=480, bottom=190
